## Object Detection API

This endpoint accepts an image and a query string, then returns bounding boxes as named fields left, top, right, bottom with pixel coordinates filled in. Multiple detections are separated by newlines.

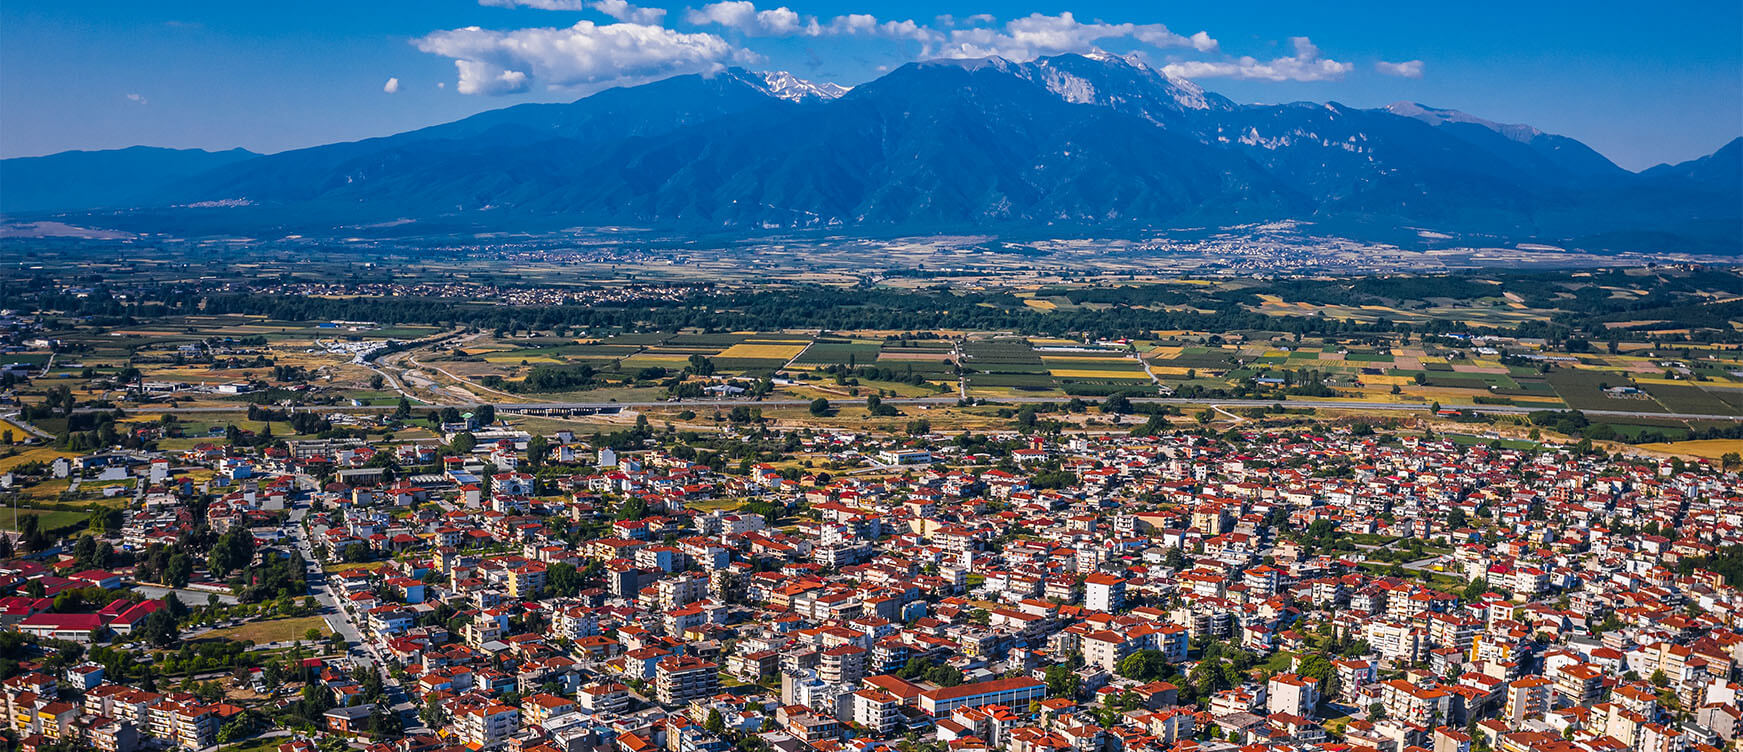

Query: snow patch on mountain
left=755, top=71, right=850, bottom=102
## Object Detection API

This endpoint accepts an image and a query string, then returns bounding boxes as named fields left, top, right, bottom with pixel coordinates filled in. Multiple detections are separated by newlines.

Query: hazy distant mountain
left=0, top=146, right=257, bottom=213
left=2, top=55, right=1736, bottom=251
left=1640, top=137, right=1742, bottom=190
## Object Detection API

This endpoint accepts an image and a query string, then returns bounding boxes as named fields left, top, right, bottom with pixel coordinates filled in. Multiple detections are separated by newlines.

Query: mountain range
left=3, top=53, right=1738, bottom=251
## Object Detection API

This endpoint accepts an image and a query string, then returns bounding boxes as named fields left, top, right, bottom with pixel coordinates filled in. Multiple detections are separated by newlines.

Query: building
left=1266, top=674, right=1319, bottom=718
left=1378, top=679, right=1451, bottom=726
left=1084, top=574, right=1126, bottom=613
left=460, top=704, right=520, bottom=749
left=853, top=689, right=902, bottom=735
left=820, top=645, right=866, bottom=686
left=1504, top=677, right=1550, bottom=723
left=656, top=656, right=722, bottom=706
left=917, top=677, right=1046, bottom=718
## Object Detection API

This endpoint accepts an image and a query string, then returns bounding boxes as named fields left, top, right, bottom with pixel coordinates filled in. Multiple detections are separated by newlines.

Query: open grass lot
left=199, top=615, right=331, bottom=645
left=687, top=498, right=744, bottom=512
left=0, top=508, right=89, bottom=533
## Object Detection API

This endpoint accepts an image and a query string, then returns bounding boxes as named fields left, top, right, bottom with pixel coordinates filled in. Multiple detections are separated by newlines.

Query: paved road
left=85, top=396, right=1743, bottom=422
left=1403, top=555, right=1445, bottom=572
left=0, top=412, right=56, bottom=441
left=286, top=503, right=423, bottom=730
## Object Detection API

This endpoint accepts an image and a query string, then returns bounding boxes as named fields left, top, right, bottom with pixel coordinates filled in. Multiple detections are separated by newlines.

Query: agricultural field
left=4, top=263, right=1738, bottom=458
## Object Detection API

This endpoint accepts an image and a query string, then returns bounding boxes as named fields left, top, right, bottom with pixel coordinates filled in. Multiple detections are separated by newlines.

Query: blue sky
left=3, top=1, right=1738, bottom=170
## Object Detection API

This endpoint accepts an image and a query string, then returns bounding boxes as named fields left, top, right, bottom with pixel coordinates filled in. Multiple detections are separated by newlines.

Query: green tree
left=546, top=561, right=585, bottom=597
left=1461, top=577, right=1489, bottom=603
left=450, top=431, right=477, bottom=454
left=809, top=398, right=832, bottom=417
left=1115, top=650, right=1168, bottom=681
left=1044, top=664, right=1081, bottom=698
left=1294, top=654, right=1339, bottom=705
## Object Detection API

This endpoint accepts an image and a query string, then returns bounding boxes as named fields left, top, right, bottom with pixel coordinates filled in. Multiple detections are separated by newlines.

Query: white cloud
left=931, top=12, right=1217, bottom=61
left=685, top=2, right=934, bottom=41
left=593, top=0, right=666, bottom=24
left=685, top=1, right=813, bottom=36
left=383, top=77, right=401, bottom=93
left=125, top=93, right=147, bottom=105
left=416, top=21, right=743, bottom=94
left=480, top=0, right=667, bottom=24
left=1162, top=36, right=1352, bottom=82
left=1375, top=59, right=1424, bottom=78
left=826, top=13, right=938, bottom=42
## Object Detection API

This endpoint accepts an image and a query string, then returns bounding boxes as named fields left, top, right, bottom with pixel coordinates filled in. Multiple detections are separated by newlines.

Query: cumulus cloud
left=383, top=77, right=401, bottom=93
left=685, top=2, right=935, bottom=42
left=931, top=12, right=1217, bottom=61
left=593, top=0, right=666, bottom=24
left=1375, top=59, right=1424, bottom=78
left=480, top=0, right=667, bottom=24
left=826, top=13, right=938, bottom=42
left=416, top=21, right=743, bottom=94
left=1162, top=36, right=1352, bottom=82
left=126, top=93, right=148, bottom=105
left=685, top=1, right=813, bottom=36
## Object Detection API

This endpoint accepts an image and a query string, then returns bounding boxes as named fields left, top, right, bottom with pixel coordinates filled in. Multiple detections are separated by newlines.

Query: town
left=0, top=376, right=1739, bottom=752
left=0, top=258, right=1738, bottom=752
left=2, top=3, right=1740, bottom=752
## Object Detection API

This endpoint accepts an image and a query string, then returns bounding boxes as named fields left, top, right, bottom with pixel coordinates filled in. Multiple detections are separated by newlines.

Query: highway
left=82, top=396, right=1743, bottom=422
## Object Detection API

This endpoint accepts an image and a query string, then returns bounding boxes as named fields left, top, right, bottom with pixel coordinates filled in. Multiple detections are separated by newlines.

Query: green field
left=1548, top=369, right=1667, bottom=412
left=1645, top=383, right=1739, bottom=416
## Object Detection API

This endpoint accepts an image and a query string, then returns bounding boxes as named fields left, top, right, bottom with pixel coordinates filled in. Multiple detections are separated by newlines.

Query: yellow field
left=1358, top=374, right=1415, bottom=386
left=0, top=417, right=37, bottom=439
left=1049, top=369, right=1151, bottom=380
left=717, top=343, right=807, bottom=360
left=1149, top=366, right=1199, bottom=376
left=1023, top=300, right=1057, bottom=311
left=620, top=354, right=693, bottom=364
left=0, top=447, right=80, bottom=473
left=1637, top=439, right=1743, bottom=459
left=1146, top=346, right=1183, bottom=359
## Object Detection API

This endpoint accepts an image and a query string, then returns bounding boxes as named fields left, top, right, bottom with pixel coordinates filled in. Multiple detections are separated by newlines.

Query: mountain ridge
left=2, top=54, right=1737, bottom=252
